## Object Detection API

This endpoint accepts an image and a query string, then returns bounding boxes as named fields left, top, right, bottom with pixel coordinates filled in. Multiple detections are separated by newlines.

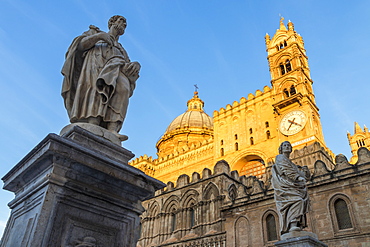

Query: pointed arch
left=276, top=78, right=298, bottom=93
left=228, top=183, right=238, bottom=202
left=181, top=189, right=199, bottom=208
left=163, top=195, right=180, bottom=213
left=203, top=182, right=220, bottom=200
left=146, top=201, right=161, bottom=239
left=148, top=201, right=160, bottom=217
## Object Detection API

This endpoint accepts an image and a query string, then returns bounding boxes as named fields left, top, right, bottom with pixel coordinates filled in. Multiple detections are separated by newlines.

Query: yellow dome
left=165, top=110, right=213, bottom=133
left=156, top=91, right=213, bottom=157
left=164, top=91, right=213, bottom=134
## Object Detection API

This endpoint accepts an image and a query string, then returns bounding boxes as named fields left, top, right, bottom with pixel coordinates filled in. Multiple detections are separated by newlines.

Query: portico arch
left=230, top=150, right=268, bottom=178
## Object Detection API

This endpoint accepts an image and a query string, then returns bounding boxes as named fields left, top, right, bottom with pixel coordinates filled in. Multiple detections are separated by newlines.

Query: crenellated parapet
left=130, top=154, right=156, bottom=177
left=213, top=86, right=272, bottom=119
left=130, top=140, right=214, bottom=182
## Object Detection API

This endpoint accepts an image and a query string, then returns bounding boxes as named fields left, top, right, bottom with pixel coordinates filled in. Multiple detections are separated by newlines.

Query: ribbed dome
left=164, top=92, right=213, bottom=135
left=156, top=91, right=213, bottom=157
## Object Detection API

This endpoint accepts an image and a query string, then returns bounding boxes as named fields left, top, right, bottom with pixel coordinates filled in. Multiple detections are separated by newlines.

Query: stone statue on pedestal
left=272, top=141, right=310, bottom=235
left=61, top=15, right=140, bottom=139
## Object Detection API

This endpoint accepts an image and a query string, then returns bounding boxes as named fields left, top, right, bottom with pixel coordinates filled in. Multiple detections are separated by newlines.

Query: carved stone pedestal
left=1, top=126, right=165, bottom=247
left=275, top=232, right=328, bottom=247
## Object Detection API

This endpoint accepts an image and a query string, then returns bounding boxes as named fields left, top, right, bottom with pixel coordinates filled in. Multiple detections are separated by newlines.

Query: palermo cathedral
left=131, top=18, right=370, bottom=247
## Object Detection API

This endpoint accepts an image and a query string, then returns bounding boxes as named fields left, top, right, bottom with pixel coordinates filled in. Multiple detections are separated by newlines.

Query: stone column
left=0, top=126, right=165, bottom=247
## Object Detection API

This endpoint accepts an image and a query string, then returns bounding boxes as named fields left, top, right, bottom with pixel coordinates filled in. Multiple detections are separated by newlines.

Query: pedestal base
left=1, top=126, right=165, bottom=247
left=275, top=232, right=328, bottom=247
left=60, top=122, right=128, bottom=145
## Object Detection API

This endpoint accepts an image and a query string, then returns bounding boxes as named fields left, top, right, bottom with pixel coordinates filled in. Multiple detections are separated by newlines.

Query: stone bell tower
left=347, top=122, right=370, bottom=163
left=265, top=17, right=327, bottom=150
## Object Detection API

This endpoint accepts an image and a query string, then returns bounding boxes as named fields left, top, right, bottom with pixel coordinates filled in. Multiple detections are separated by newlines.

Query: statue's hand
left=297, top=176, right=305, bottom=183
left=99, top=32, right=115, bottom=47
left=124, top=62, right=141, bottom=77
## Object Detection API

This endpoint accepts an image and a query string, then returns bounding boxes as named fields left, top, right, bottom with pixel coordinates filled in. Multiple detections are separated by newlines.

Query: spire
left=364, top=125, right=369, bottom=133
left=354, top=122, right=363, bottom=134
left=187, top=90, right=204, bottom=112
left=265, top=33, right=271, bottom=47
left=279, top=16, right=287, bottom=31
left=287, top=20, right=294, bottom=31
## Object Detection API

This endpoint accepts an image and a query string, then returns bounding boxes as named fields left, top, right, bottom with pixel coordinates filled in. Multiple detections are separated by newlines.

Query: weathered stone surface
left=60, top=124, right=133, bottom=163
left=281, top=230, right=317, bottom=241
left=275, top=235, right=327, bottom=247
left=1, top=129, right=165, bottom=247
left=61, top=122, right=126, bottom=145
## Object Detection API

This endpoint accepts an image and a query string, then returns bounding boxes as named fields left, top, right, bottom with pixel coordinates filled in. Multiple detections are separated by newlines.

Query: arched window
left=266, top=214, right=278, bottom=241
left=266, top=130, right=271, bottom=139
left=235, top=142, right=239, bottom=151
left=171, top=209, right=177, bottom=232
left=220, top=148, right=224, bottom=156
left=285, top=59, right=292, bottom=72
left=189, top=207, right=195, bottom=228
left=329, top=195, right=356, bottom=235
left=290, top=85, right=296, bottom=95
left=265, top=121, right=269, bottom=128
left=283, top=85, right=297, bottom=98
left=283, top=88, right=289, bottom=98
left=250, top=137, right=254, bottom=145
left=357, top=139, right=365, bottom=147
left=221, top=140, right=224, bottom=145
left=235, top=134, right=238, bottom=140
left=249, top=128, right=253, bottom=134
left=334, top=199, right=353, bottom=230
left=280, top=63, right=286, bottom=75
left=279, top=59, right=293, bottom=75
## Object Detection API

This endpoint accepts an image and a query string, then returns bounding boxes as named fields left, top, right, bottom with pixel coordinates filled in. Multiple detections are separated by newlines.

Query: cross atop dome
left=187, top=89, right=204, bottom=112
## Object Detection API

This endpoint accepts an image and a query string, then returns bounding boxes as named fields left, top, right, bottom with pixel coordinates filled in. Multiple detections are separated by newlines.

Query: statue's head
left=278, top=141, right=292, bottom=154
left=108, top=15, right=127, bottom=35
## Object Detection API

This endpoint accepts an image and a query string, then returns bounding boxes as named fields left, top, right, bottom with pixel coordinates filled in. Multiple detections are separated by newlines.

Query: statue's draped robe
left=271, top=154, right=309, bottom=234
left=61, top=28, right=137, bottom=127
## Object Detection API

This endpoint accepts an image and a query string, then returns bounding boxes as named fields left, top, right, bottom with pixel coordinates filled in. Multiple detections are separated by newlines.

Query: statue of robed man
left=272, top=141, right=310, bottom=235
left=61, top=15, right=140, bottom=137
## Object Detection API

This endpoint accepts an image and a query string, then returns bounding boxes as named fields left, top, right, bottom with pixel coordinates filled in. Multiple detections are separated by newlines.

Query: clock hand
left=288, top=119, right=302, bottom=127
left=287, top=118, right=295, bottom=130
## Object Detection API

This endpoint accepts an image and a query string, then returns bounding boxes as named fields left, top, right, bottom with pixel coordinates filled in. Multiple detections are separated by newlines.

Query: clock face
left=279, top=110, right=307, bottom=136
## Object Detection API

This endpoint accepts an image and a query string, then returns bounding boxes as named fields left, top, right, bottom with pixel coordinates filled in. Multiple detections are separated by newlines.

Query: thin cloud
left=4, top=0, right=66, bottom=38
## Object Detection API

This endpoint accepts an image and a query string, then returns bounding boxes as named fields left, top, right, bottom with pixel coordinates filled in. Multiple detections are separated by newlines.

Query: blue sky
left=0, top=0, right=369, bottom=237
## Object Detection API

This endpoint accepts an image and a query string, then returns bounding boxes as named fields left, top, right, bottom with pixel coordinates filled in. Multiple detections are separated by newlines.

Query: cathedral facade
left=132, top=19, right=370, bottom=246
